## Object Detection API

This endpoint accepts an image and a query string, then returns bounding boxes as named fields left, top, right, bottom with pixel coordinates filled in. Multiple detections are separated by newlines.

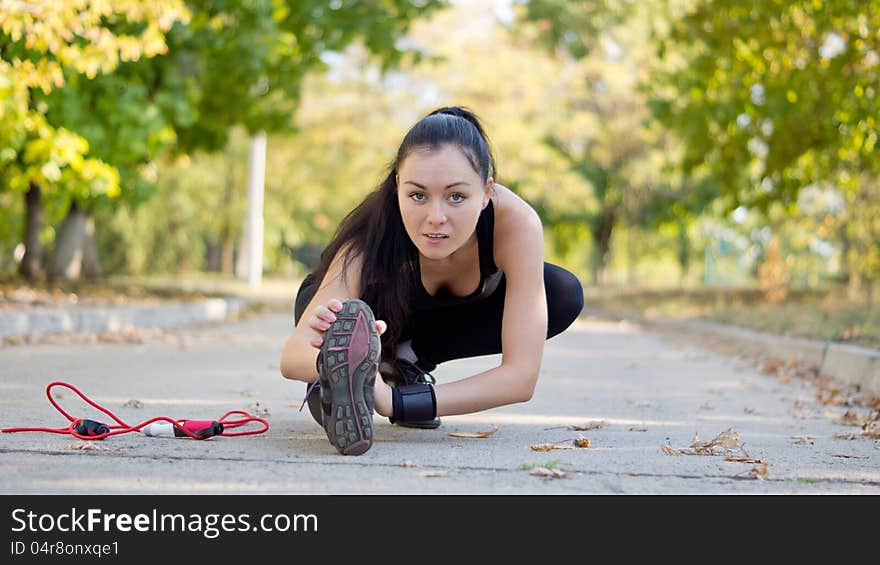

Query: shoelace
left=396, top=359, right=437, bottom=386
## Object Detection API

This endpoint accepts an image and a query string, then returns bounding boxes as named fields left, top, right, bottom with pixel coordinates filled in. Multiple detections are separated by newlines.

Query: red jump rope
left=2, top=381, right=269, bottom=440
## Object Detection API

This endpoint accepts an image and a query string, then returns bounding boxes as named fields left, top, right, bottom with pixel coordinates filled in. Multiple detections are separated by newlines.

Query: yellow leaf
left=839, top=410, right=861, bottom=426
left=573, top=437, right=590, bottom=448
left=529, top=443, right=574, bottom=452
left=449, top=426, right=498, bottom=438
left=724, top=456, right=764, bottom=464
left=569, top=421, right=606, bottom=431
left=661, top=445, right=682, bottom=456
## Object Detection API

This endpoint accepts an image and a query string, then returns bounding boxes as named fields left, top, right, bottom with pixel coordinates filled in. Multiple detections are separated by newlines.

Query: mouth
left=424, top=233, right=449, bottom=240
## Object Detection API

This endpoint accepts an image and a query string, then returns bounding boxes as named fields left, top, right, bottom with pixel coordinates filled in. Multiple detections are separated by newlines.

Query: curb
left=591, top=311, right=880, bottom=397
left=0, top=297, right=250, bottom=338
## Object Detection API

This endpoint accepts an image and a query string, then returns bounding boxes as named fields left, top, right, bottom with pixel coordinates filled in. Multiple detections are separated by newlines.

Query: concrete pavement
left=1, top=312, right=878, bottom=494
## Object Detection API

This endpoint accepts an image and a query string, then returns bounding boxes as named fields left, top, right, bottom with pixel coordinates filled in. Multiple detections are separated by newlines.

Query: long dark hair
left=310, top=106, right=496, bottom=363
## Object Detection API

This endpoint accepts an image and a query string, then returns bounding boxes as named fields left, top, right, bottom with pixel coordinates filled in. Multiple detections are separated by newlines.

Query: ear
left=482, top=177, right=494, bottom=209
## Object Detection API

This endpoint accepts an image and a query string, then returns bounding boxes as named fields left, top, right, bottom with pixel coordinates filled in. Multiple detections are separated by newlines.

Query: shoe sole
left=319, top=299, right=380, bottom=455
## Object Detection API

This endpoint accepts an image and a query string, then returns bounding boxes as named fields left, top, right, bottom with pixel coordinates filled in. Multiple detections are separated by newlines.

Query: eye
left=409, top=192, right=426, bottom=202
left=449, top=193, right=466, bottom=203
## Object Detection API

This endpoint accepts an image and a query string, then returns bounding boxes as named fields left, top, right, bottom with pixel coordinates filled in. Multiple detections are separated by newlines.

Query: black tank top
left=411, top=199, right=503, bottom=310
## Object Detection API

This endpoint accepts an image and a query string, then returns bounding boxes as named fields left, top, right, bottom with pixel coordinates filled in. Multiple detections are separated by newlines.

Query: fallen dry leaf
left=628, top=426, right=647, bottom=432
left=123, top=399, right=143, bottom=409
left=791, top=435, right=815, bottom=445
left=862, top=423, right=880, bottom=439
left=831, top=453, right=867, bottom=459
left=247, top=401, right=270, bottom=417
left=839, top=410, right=861, bottom=426
left=691, top=429, right=741, bottom=454
left=760, top=358, right=783, bottom=375
left=742, top=463, right=768, bottom=480
left=529, top=467, right=568, bottom=479
left=569, top=421, right=606, bottom=431
left=724, top=456, right=765, bottom=464
left=68, top=442, right=111, bottom=451
left=833, top=433, right=858, bottom=440
left=530, top=443, right=574, bottom=452
left=401, top=461, right=417, bottom=468
left=743, top=407, right=756, bottom=414
left=420, top=471, right=449, bottom=478
left=573, top=437, right=590, bottom=448
left=449, top=426, right=498, bottom=438
left=664, top=429, right=747, bottom=457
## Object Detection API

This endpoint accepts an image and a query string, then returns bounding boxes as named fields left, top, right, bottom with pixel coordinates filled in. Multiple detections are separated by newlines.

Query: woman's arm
left=279, top=247, right=364, bottom=382
left=385, top=188, right=548, bottom=417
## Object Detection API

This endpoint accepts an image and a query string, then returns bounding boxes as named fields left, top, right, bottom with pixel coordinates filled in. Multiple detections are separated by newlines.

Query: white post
left=245, top=131, right=266, bottom=290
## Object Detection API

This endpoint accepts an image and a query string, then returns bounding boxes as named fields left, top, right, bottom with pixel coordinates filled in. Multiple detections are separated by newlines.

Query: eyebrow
left=403, top=181, right=470, bottom=189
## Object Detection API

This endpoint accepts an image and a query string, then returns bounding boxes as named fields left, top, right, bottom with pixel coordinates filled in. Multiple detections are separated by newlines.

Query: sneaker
left=380, top=358, right=442, bottom=429
left=317, top=299, right=381, bottom=455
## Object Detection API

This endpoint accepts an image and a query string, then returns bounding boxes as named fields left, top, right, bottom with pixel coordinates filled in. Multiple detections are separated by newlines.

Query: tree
left=2, top=0, right=444, bottom=280
left=647, top=0, right=880, bottom=293
left=86, top=0, right=445, bottom=277
left=0, top=0, right=189, bottom=281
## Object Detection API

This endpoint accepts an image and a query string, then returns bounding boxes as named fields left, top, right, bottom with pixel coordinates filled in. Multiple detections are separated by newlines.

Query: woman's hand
left=306, top=298, right=388, bottom=349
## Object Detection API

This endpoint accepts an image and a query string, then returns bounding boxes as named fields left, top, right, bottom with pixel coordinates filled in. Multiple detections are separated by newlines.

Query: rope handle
left=2, top=381, right=269, bottom=440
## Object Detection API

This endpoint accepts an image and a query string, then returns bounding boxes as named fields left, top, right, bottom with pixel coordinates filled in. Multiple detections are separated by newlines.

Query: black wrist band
left=390, top=383, right=436, bottom=423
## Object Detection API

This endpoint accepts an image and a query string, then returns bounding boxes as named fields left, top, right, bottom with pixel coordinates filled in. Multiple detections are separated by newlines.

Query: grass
left=521, top=459, right=566, bottom=470
left=587, top=286, right=880, bottom=350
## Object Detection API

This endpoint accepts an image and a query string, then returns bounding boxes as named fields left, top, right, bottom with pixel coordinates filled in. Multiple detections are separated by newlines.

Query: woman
left=280, top=106, right=583, bottom=455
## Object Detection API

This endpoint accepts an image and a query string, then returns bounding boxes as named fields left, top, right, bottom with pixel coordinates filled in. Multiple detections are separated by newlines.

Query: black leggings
left=293, top=263, right=584, bottom=371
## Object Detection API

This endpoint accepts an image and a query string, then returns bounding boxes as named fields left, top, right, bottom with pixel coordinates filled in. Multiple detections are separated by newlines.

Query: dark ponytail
left=310, top=106, right=496, bottom=363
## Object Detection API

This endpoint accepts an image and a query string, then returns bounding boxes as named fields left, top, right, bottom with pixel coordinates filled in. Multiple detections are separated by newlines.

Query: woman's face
left=397, top=144, right=493, bottom=262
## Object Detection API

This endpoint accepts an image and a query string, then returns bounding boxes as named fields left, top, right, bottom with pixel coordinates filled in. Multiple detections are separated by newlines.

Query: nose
left=427, top=201, right=447, bottom=225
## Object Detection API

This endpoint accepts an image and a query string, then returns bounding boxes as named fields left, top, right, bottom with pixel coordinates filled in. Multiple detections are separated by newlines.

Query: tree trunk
left=626, top=225, right=638, bottom=286
left=82, top=210, right=102, bottom=278
left=205, top=238, right=222, bottom=272
left=50, top=201, right=87, bottom=281
left=677, top=219, right=690, bottom=287
left=221, top=226, right=235, bottom=275
left=591, top=206, right=616, bottom=286
left=838, top=223, right=851, bottom=288
left=19, top=182, right=44, bottom=283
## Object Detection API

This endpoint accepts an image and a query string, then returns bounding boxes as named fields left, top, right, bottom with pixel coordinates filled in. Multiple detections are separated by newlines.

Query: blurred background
left=1, top=0, right=877, bottom=347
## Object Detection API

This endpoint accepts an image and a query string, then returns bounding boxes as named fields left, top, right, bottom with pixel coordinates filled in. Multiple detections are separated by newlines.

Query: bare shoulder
left=491, top=184, right=544, bottom=271
left=492, top=183, right=541, bottom=227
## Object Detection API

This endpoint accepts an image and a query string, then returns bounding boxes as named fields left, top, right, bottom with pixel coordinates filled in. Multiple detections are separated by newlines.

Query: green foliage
left=645, top=0, right=880, bottom=292
left=517, top=0, right=634, bottom=59
left=0, top=0, right=188, bottom=203
left=648, top=0, right=880, bottom=207
left=1, top=0, right=444, bottom=276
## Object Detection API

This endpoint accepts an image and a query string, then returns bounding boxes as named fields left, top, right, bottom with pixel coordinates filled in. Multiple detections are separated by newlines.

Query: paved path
left=1, top=313, right=877, bottom=494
